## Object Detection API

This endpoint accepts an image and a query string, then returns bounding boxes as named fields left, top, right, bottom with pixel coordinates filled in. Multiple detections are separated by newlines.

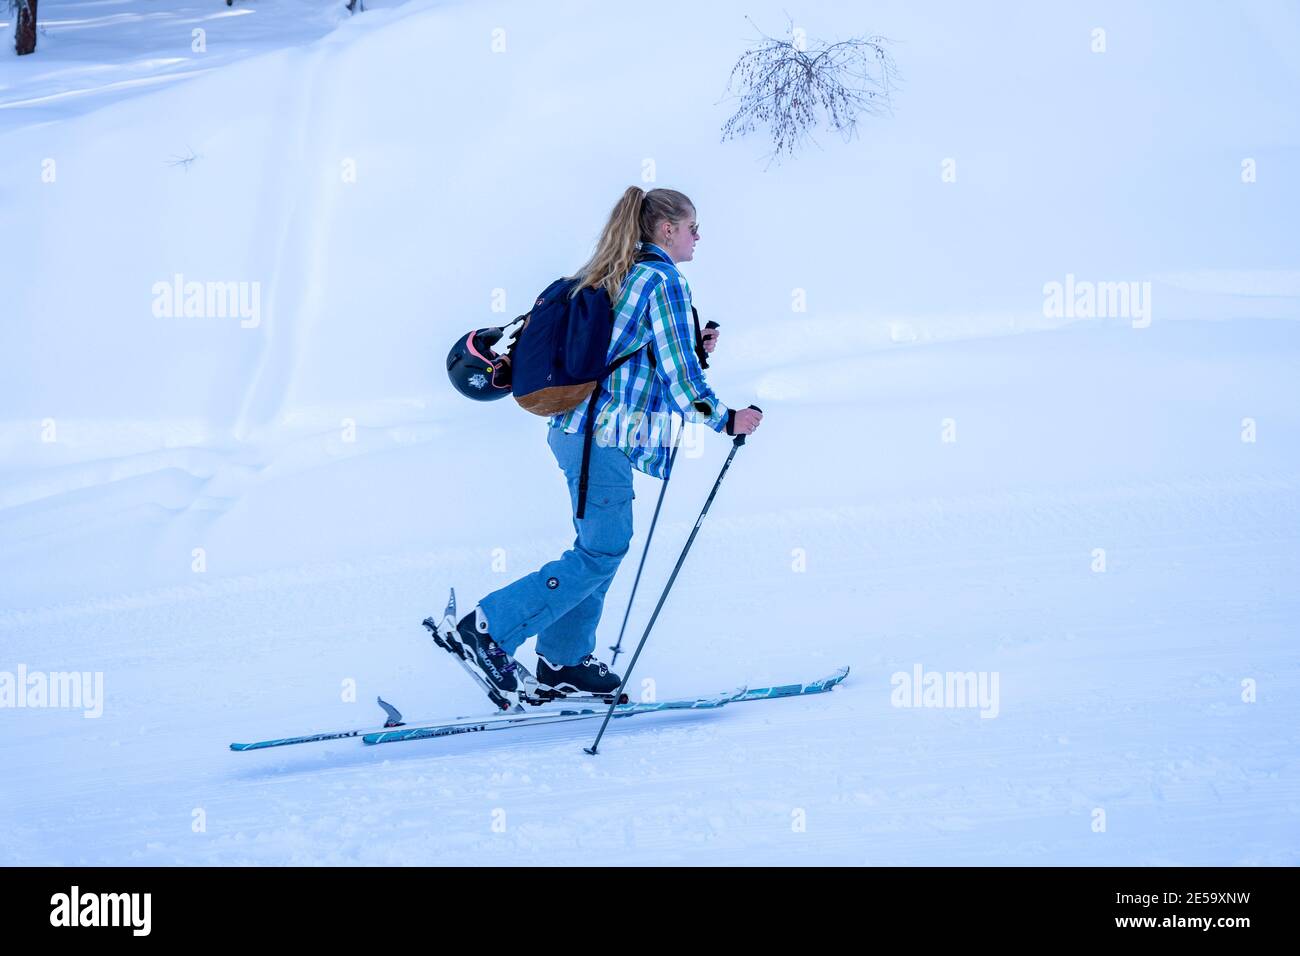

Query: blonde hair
left=570, top=186, right=695, bottom=299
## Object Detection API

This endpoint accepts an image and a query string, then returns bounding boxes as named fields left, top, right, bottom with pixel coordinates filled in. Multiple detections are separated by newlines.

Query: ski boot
left=534, top=653, right=628, bottom=704
left=424, top=590, right=534, bottom=711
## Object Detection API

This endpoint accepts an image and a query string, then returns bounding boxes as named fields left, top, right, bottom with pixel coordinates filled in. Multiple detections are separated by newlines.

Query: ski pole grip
left=733, top=404, right=763, bottom=447
left=701, top=321, right=721, bottom=368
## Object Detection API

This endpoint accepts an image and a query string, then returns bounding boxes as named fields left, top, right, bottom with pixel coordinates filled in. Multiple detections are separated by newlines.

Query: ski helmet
left=447, top=327, right=512, bottom=401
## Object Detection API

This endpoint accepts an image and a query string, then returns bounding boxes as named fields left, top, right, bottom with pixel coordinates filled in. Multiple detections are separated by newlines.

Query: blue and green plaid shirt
left=549, top=241, right=730, bottom=479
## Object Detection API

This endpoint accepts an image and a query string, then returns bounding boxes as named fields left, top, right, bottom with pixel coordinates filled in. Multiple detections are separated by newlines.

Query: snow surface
left=1, top=0, right=1297, bottom=865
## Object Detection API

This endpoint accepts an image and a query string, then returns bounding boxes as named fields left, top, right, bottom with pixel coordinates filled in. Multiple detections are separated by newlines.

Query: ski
left=363, top=667, right=851, bottom=747
left=735, top=665, right=850, bottom=702
left=230, top=686, right=737, bottom=752
left=230, top=697, right=406, bottom=751
left=229, top=662, right=849, bottom=752
left=362, top=687, right=740, bottom=745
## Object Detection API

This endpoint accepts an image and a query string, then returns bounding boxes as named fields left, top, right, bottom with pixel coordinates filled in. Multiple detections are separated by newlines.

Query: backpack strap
left=576, top=386, right=602, bottom=520
left=637, top=252, right=661, bottom=371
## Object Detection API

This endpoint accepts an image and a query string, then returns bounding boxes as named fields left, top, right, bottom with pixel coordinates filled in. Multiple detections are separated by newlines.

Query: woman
left=456, top=186, right=763, bottom=700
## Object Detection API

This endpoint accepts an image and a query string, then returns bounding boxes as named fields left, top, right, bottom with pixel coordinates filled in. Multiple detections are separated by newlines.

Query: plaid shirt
left=549, top=241, right=730, bottom=479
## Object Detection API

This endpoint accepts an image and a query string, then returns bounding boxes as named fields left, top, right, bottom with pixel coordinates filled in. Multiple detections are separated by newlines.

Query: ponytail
left=571, top=186, right=694, bottom=300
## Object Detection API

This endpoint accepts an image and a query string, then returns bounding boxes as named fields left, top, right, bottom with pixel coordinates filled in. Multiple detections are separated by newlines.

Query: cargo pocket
left=575, top=481, right=634, bottom=559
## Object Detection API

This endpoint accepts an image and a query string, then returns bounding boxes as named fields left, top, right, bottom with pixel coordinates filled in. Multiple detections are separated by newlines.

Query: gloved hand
left=726, top=405, right=764, bottom=437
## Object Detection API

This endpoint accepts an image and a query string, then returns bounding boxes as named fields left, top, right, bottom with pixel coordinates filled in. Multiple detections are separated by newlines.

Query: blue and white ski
left=362, top=687, right=741, bottom=745
left=230, top=690, right=735, bottom=751
left=735, top=666, right=849, bottom=702
left=229, top=668, right=849, bottom=752
left=364, top=666, right=852, bottom=746
left=230, top=697, right=406, bottom=751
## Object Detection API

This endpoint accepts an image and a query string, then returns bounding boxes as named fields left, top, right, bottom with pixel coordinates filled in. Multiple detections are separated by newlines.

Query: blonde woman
left=456, top=187, right=763, bottom=700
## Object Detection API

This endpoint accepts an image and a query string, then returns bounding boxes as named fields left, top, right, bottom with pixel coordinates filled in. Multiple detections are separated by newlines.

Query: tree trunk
left=15, top=0, right=38, bottom=56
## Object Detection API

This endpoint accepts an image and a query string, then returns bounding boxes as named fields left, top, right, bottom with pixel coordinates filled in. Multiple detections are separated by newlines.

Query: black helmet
left=446, top=327, right=512, bottom=401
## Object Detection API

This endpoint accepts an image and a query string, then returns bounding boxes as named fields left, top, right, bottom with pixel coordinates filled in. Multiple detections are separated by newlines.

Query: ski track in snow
left=3, top=323, right=1298, bottom=865
left=2, top=441, right=1296, bottom=864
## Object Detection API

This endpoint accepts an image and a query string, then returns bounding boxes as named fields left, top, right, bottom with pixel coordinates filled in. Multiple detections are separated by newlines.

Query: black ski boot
left=455, top=606, right=519, bottom=695
left=536, top=653, right=622, bottom=697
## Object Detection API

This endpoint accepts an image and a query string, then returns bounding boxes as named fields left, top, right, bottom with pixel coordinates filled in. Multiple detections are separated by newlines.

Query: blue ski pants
left=479, top=426, right=635, bottom=665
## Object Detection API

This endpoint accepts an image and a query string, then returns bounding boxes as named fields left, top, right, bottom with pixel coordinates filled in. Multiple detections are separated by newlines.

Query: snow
left=1, top=0, right=1297, bottom=865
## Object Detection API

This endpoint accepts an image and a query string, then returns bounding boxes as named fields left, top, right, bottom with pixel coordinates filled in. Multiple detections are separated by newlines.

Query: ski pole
left=609, top=433, right=681, bottom=668
left=609, top=321, right=718, bottom=667
left=585, top=405, right=761, bottom=756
